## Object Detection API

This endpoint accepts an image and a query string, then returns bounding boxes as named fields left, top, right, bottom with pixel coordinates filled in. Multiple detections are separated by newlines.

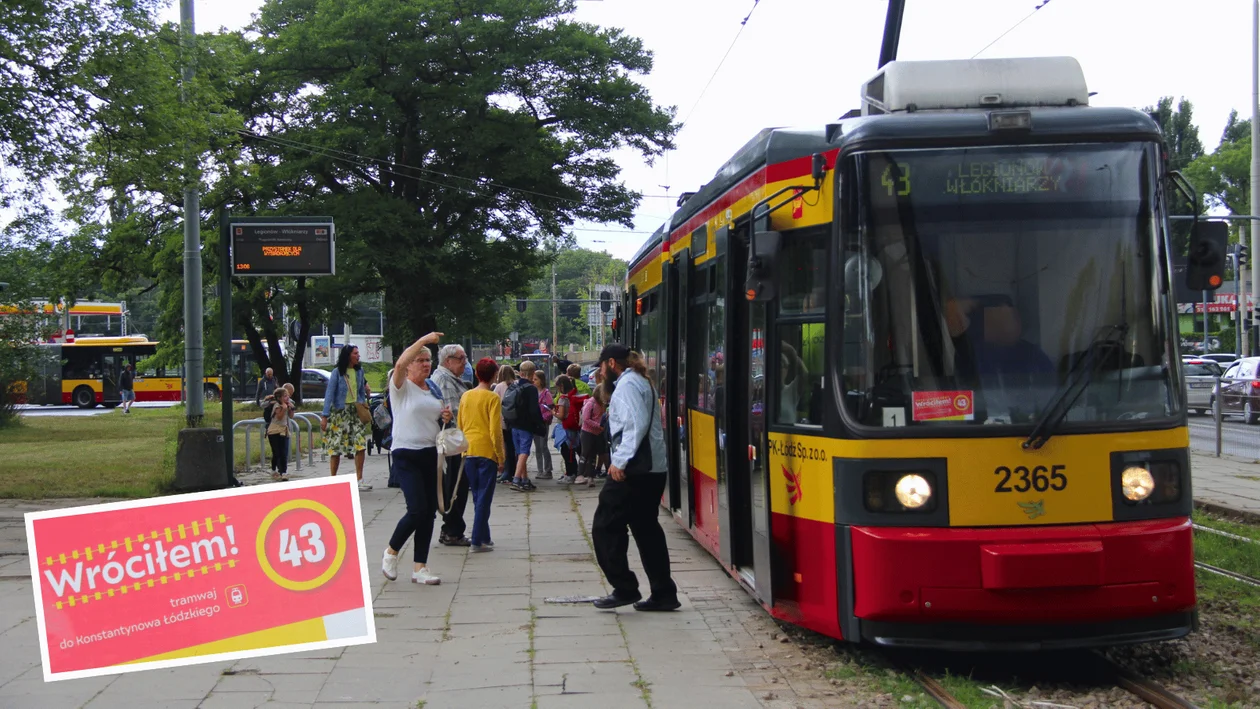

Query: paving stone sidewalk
left=0, top=451, right=840, bottom=709
left=1191, top=451, right=1260, bottom=520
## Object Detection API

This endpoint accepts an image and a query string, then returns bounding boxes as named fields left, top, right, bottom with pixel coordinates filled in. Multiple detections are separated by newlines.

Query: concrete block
left=173, top=428, right=230, bottom=491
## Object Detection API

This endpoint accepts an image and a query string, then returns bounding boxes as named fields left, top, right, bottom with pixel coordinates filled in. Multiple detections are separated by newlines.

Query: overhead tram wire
left=970, top=0, right=1054, bottom=59
left=677, top=0, right=763, bottom=130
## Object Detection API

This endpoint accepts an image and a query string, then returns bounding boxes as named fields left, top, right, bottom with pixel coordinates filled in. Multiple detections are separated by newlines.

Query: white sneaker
left=359, top=481, right=373, bottom=491
left=381, top=550, right=399, bottom=580
left=411, top=567, right=441, bottom=585
left=469, top=544, right=493, bottom=553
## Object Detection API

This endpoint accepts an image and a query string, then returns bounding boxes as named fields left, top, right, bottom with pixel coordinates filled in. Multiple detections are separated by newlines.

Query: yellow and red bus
left=23, top=337, right=227, bottom=408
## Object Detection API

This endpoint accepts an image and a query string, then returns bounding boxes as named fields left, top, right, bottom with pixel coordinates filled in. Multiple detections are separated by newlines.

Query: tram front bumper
left=849, top=517, right=1196, bottom=650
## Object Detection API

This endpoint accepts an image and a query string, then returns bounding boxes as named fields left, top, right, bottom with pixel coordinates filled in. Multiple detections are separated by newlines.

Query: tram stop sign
left=230, top=219, right=335, bottom=276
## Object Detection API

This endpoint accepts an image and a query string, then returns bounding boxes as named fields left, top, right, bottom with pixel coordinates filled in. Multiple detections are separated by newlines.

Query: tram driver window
left=777, top=228, right=828, bottom=316
left=777, top=323, right=825, bottom=427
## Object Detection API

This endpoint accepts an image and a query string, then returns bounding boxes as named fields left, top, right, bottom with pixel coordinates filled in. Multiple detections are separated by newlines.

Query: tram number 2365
left=994, top=465, right=1067, bottom=493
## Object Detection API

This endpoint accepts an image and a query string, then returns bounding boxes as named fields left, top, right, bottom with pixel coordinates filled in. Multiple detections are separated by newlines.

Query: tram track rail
left=892, top=649, right=1205, bottom=709
left=1097, top=652, right=1202, bottom=709
left=1194, top=561, right=1260, bottom=588
left=1192, top=521, right=1260, bottom=587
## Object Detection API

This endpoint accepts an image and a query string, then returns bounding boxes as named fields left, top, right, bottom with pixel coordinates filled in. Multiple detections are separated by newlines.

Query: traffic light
left=1186, top=221, right=1228, bottom=291
left=600, top=291, right=611, bottom=313
left=516, top=298, right=527, bottom=313
left=1240, top=244, right=1249, bottom=268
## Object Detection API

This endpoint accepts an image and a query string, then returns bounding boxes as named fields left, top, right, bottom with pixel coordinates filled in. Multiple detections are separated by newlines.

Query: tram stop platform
left=0, top=448, right=1256, bottom=708
left=1190, top=452, right=1260, bottom=522
left=0, top=451, right=838, bottom=709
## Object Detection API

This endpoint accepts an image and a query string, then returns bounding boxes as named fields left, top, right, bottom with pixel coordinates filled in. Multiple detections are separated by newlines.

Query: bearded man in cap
left=590, top=343, right=679, bottom=612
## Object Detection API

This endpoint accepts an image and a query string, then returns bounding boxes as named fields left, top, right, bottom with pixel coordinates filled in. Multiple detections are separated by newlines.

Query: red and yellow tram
left=616, top=57, right=1212, bottom=649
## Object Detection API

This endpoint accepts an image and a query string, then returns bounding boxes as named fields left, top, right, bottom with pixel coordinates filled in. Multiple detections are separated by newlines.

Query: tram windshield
left=841, top=142, right=1177, bottom=430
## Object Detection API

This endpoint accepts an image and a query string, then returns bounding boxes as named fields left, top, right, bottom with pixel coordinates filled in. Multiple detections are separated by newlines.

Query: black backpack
left=262, top=400, right=275, bottom=425
left=501, top=380, right=523, bottom=424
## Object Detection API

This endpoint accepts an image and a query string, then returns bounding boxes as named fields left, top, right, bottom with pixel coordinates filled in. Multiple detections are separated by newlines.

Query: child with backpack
left=575, top=382, right=610, bottom=487
left=502, top=361, right=547, bottom=491
left=553, top=375, right=586, bottom=483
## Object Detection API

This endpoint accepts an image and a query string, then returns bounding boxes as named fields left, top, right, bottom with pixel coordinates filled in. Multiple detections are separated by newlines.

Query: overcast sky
left=162, top=0, right=1258, bottom=262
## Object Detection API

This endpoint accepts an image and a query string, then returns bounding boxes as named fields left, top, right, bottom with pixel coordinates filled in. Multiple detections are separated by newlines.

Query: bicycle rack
left=285, top=418, right=302, bottom=471
left=232, top=419, right=268, bottom=469
left=294, top=412, right=324, bottom=463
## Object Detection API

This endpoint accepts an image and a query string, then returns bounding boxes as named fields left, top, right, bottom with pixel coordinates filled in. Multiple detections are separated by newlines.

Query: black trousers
left=439, top=454, right=469, bottom=538
left=268, top=433, right=289, bottom=475
left=592, top=473, right=677, bottom=601
left=389, top=447, right=439, bottom=563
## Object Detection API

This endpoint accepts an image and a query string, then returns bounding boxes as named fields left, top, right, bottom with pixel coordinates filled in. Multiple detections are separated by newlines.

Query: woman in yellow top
left=458, top=357, right=506, bottom=552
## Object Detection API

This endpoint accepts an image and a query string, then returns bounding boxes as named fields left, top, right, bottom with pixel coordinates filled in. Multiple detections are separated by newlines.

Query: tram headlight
left=1118, top=458, right=1184, bottom=508
left=863, top=470, right=937, bottom=513
left=894, top=474, right=932, bottom=509
left=1120, top=466, right=1156, bottom=502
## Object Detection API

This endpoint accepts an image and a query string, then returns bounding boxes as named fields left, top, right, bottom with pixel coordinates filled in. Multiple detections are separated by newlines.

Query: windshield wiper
left=1022, top=324, right=1128, bottom=450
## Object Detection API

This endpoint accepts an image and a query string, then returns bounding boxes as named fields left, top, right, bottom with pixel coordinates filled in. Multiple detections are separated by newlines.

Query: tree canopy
left=0, top=0, right=158, bottom=190
left=1186, top=110, right=1252, bottom=218
left=11, top=0, right=674, bottom=394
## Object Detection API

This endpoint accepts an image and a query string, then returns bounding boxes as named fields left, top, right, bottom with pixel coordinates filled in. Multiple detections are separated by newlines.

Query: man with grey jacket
left=590, top=343, right=679, bottom=612
left=433, top=344, right=472, bottom=546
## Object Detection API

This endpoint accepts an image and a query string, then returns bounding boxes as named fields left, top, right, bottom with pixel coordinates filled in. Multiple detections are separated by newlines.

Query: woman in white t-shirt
left=381, top=332, right=452, bottom=586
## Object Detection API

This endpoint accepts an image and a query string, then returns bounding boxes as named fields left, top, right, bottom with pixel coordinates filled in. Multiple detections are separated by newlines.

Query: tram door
left=724, top=226, right=773, bottom=601
left=666, top=251, right=692, bottom=523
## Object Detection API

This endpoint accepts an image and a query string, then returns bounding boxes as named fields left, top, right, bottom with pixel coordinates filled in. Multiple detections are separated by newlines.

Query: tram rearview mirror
left=745, top=229, right=781, bottom=301
left=1186, top=220, right=1228, bottom=292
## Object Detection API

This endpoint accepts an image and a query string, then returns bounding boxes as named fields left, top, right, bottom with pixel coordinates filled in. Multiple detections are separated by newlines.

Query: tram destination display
left=231, top=221, right=335, bottom=276
left=867, top=144, right=1142, bottom=208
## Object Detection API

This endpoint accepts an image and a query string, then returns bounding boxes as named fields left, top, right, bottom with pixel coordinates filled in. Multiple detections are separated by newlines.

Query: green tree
left=244, top=0, right=674, bottom=356
left=1145, top=97, right=1205, bottom=256
left=0, top=266, right=57, bottom=425
left=1185, top=110, right=1251, bottom=217
left=507, top=247, right=627, bottom=351
left=0, top=0, right=158, bottom=189
left=41, top=0, right=674, bottom=397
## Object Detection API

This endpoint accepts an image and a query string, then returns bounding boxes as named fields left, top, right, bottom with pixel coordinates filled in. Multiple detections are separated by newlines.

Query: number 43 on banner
left=279, top=525, right=326, bottom=567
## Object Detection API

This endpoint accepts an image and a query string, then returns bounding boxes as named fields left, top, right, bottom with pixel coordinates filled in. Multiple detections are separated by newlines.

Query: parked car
left=1217, top=357, right=1260, bottom=424
left=1183, top=359, right=1222, bottom=415
left=300, top=368, right=331, bottom=401
left=1199, top=353, right=1239, bottom=367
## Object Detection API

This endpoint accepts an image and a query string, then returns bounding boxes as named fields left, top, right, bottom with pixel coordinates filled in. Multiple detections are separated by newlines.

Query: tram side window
left=687, top=262, right=716, bottom=411
left=777, top=323, right=825, bottom=427
left=636, top=291, right=664, bottom=393
left=777, top=227, right=829, bottom=316
left=774, top=229, right=827, bottom=428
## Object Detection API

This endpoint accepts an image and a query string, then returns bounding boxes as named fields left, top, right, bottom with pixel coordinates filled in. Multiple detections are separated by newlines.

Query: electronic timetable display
left=231, top=221, right=335, bottom=276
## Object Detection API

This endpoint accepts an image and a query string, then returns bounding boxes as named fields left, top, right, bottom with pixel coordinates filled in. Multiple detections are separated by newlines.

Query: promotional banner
left=25, top=476, right=374, bottom=682
left=911, top=390, right=975, bottom=422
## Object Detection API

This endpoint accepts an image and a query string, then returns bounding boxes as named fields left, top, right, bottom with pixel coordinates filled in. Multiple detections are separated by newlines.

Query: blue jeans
left=464, top=456, right=499, bottom=546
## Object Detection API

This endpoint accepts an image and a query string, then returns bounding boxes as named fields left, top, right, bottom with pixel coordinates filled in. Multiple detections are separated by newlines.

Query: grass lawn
left=0, top=402, right=325, bottom=499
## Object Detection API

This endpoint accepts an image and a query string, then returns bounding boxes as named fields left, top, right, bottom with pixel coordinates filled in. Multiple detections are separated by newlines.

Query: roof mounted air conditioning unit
left=860, top=57, right=1089, bottom=115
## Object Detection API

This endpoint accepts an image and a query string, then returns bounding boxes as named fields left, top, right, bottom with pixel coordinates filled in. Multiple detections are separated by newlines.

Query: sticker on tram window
left=994, top=464, right=1068, bottom=493
left=910, top=391, right=974, bottom=422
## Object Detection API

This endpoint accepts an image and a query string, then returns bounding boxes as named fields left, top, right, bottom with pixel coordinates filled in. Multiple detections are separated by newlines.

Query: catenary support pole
left=1251, top=0, right=1260, bottom=353
left=181, top=0, right=204, bottom=425
left=220, top=209, right=234, bottom=480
